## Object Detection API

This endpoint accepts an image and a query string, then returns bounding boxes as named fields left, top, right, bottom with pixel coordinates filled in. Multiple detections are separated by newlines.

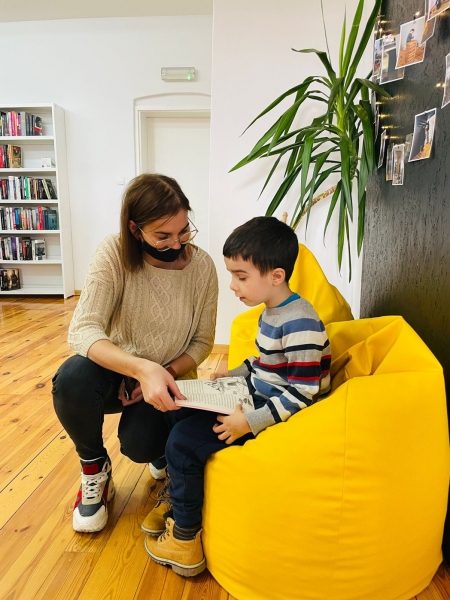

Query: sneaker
left=144, top=518, right=206, bottom=577
left=148, top=462, right=166, bottom=480
left=73, top=456, right=115, bottom=533
left=142, top=467, right=172, bottom=536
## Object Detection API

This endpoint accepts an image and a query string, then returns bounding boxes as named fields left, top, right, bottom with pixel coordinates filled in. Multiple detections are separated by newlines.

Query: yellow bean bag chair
left=203, top=315, right=449, bottom=600
left=228, top=243, right=353, bottom=370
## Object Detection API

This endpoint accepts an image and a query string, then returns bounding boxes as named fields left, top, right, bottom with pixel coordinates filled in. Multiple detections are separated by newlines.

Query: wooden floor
left=0, top=296, right=449, bottom=600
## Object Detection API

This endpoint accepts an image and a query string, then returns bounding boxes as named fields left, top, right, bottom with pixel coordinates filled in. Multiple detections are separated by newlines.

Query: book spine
left=38, top=206, right=43, bottom=230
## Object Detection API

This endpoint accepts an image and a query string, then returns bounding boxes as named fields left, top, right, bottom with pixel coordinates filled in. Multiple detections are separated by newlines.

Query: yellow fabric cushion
left=228, top=243, right=353, bottom=370
left=203, top=316, right=449, bottom=600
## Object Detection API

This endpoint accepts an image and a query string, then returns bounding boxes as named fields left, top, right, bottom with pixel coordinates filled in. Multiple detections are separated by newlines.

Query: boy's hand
left=210, top=371, right=230, bottom=381
left=213, top=404, right=251, bottom=444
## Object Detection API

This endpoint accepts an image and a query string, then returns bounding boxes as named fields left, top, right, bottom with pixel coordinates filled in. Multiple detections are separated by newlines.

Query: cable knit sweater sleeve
left=68, top=235, right=123, bottom=357
left=185, top=256, right=219, bottom=366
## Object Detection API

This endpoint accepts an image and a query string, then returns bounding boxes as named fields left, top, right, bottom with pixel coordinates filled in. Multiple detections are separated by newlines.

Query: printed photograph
left=442, top=53, right=450, bottom=108
left=392, top=145, right=405, bottom=186
left=386, top=145, right=393, bottom=181
left=380, top=38, right=405, bottom=84
left=405, top=133, right=414, bottom=159
left=378, top=130, right=387, bottom=168
left=373, top=38, right=383, bottom=79
left=428, top=0, right=450, bottom=20
left=422, top=14, right=436, bottom=42
left=396, top=17, right=426, bottom=68
left=409, top=108, right=437, bottom=161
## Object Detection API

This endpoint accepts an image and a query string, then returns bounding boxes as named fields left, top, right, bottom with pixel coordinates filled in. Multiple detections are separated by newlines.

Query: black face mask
left=140, top=239, right=186, bottom=263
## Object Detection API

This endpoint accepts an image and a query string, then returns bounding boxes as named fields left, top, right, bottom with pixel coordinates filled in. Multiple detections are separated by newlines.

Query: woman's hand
left=118, top=379, right=144, bottom=407
left=136, top=359, right=184, bottom=412
left=210, top=371, right=230, bottom=381
left=212, top=404, right=251, bottom=444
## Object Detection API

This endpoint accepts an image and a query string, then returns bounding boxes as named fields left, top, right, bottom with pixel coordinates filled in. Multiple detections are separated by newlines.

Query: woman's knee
left=52, top=355, right=104, bottom=406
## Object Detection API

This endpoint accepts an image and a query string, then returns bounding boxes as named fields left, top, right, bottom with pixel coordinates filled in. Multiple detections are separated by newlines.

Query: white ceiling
left=0, top=0, right=213, bottom=23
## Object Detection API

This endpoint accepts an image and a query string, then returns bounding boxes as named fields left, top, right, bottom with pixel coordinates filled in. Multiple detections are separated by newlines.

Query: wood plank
left=32, top=551, right=100, bottom=600
left=76, top=468, right=153, bottom=600
left=0, top=414, right=120, bottom=581
left=181, top=570, right=227, bottom=600
left=134, top=560, right=170, bottom=600
left=416, top=564, right=450, bottom=600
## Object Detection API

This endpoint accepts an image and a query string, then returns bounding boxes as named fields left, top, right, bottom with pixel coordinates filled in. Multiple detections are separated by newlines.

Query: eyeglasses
left=139, top=218, right=198, bottom=252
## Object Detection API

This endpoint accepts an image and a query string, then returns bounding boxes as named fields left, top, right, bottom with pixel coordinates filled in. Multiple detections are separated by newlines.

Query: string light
left=415, top=11, right=421, bottom=17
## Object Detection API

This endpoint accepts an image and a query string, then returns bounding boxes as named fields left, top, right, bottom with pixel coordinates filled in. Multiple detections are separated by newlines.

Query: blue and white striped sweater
left=229, top=294, right=331, bottom=436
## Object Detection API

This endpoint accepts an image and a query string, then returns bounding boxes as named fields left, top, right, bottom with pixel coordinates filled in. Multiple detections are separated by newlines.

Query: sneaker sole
left=144, top=537, right=206, bottom=577
left=73, top=478, right=115, bottom=533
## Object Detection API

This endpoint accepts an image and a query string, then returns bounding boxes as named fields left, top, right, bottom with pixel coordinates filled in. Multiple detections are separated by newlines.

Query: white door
left=146, top=116, right=210, bottom=252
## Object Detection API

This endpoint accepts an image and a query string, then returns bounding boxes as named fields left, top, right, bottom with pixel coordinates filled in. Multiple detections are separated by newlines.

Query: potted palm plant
left=231, top=0, right=389, bottom=279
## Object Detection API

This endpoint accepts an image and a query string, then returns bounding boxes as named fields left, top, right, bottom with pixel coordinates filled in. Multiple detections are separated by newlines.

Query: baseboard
left=213, top=344, right=229, bottom=354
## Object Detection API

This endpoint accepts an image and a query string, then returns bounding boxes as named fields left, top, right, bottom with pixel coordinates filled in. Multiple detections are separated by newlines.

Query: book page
left=175, top=377, right=255, bottom=414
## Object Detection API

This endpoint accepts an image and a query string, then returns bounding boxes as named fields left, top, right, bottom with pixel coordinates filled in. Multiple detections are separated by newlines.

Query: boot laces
left=159, top=526, right=172, bottom=543
left=82, top=471, right=108, bottom=501
left=155, top=472, right=171, bottom=508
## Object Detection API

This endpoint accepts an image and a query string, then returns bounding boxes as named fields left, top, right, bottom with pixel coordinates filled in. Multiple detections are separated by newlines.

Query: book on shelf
left=0, top=145, right=22, bottom=168
left=1, top=268, right=20, bottom=290
left=0, top=236, right=46, bottom=261
left=0, top=206, right=58, bottom=231
left=0, top=176, right=57, bottom=200
left=0, top=111, right=43, bottom=137
left=175, top=377, right=255, bottom=414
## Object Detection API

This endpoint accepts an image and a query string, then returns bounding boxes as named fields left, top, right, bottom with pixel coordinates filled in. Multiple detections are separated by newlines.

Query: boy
left=144, top=216, right=331, bottom=576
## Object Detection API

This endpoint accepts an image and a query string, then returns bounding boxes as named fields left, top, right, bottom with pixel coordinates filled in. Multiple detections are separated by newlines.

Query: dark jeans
left=52, top=355, right=170, bottom=463
left=164, top=407, right=255, bottom=528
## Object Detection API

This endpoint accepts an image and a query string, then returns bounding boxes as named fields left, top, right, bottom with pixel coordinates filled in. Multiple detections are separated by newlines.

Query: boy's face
left=224, top=256, right=284, bottom=307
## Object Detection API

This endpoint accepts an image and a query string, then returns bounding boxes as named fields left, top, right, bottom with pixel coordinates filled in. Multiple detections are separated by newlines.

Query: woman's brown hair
left=120, top=173, right=193, bottom=272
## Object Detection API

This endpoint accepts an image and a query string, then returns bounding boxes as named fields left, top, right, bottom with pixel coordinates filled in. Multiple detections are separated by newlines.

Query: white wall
left=209, top=0, right=372, bottom=344
left=0, top=15, right=212, bottom=289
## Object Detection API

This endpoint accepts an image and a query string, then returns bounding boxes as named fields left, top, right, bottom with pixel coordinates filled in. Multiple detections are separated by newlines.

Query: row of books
left=0, top=207, right=58, bottom=231
left=0, top=112, right=43, bottom=137
left=0, top=177, right=57, bottom=200
left=0, top=237, right=46, bottom=261
left=0, top=145, right=21, bottom=168
left=1, top=268, right=21, bottom=291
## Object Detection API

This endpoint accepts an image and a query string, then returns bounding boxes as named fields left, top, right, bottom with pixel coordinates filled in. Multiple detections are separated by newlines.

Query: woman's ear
left=272, top=268, right=286, bottom=287
left=129, top=220, right=141, bottom=240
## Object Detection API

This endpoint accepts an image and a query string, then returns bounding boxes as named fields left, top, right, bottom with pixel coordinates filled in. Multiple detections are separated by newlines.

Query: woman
left=52, top=174, right=218, bottom=533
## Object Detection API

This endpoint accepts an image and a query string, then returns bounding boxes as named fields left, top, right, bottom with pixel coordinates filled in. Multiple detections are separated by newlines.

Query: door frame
left=134, top=106, right=211, bottom=176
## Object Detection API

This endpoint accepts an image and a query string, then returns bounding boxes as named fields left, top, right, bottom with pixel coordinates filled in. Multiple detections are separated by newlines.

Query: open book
left=175, top=377, right=255, bottom=414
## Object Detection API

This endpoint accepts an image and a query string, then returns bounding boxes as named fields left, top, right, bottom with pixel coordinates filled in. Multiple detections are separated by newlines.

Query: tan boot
left=141, top=468, right=172, bottom=536
left=144, top=518, right=206, bottom=577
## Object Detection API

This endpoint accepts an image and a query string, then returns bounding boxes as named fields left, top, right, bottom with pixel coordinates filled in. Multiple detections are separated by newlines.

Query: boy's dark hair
left=223, top=216, right=299, bottom=282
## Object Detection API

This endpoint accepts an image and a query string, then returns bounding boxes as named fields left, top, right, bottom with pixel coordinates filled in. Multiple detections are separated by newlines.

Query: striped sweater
left=229, top=293, right=331, bottom=436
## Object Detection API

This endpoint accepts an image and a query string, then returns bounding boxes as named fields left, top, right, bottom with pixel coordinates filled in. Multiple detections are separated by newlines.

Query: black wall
left=361, top=2, right=450, bottom=557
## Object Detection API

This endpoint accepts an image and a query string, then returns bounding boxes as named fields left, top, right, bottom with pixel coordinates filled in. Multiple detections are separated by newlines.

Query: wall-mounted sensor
left=161, top=67, right=195, bottom=81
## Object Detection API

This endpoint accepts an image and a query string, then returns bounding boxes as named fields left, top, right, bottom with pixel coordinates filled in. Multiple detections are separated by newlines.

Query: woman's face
left=131, top=210, right=190, bottom=250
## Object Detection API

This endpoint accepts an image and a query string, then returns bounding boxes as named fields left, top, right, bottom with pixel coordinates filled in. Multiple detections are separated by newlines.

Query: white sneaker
left=148, top=462, right=166, bottom=480
left=73, top=456, right=115, bottom=533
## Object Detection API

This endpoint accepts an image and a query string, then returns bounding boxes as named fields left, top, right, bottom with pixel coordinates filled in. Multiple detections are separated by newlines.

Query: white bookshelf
left=0, top=103, right=74, bottom=297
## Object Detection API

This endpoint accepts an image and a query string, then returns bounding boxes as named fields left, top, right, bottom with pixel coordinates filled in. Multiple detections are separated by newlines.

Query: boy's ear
left=271, top=268, right=286, bottom=287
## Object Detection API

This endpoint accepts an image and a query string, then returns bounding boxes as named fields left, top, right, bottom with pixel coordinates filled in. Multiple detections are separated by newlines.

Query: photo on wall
left=386, top=145, right=394, bottom=181
left=428, top=0, right=450, bottom=20
left=392, top=145, right=405, bottom=186
left=373, top=38, right=383, bottom=79
left=378, top=130, right=387, bottom=168
left=380, top=38, right=405, bottom=84
left=442, top=53, right=450, bottom=108
left=396, top=17, right=426, bottom=68
left=422, top=13, right=436, bottom=42
left=405, top=133, right=414, bottom=159
left=409, top=108, right=437, bottom=161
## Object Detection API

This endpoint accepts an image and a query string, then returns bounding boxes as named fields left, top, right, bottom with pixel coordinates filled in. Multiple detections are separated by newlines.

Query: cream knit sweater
left=68, top=234, right=218, bottom=379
